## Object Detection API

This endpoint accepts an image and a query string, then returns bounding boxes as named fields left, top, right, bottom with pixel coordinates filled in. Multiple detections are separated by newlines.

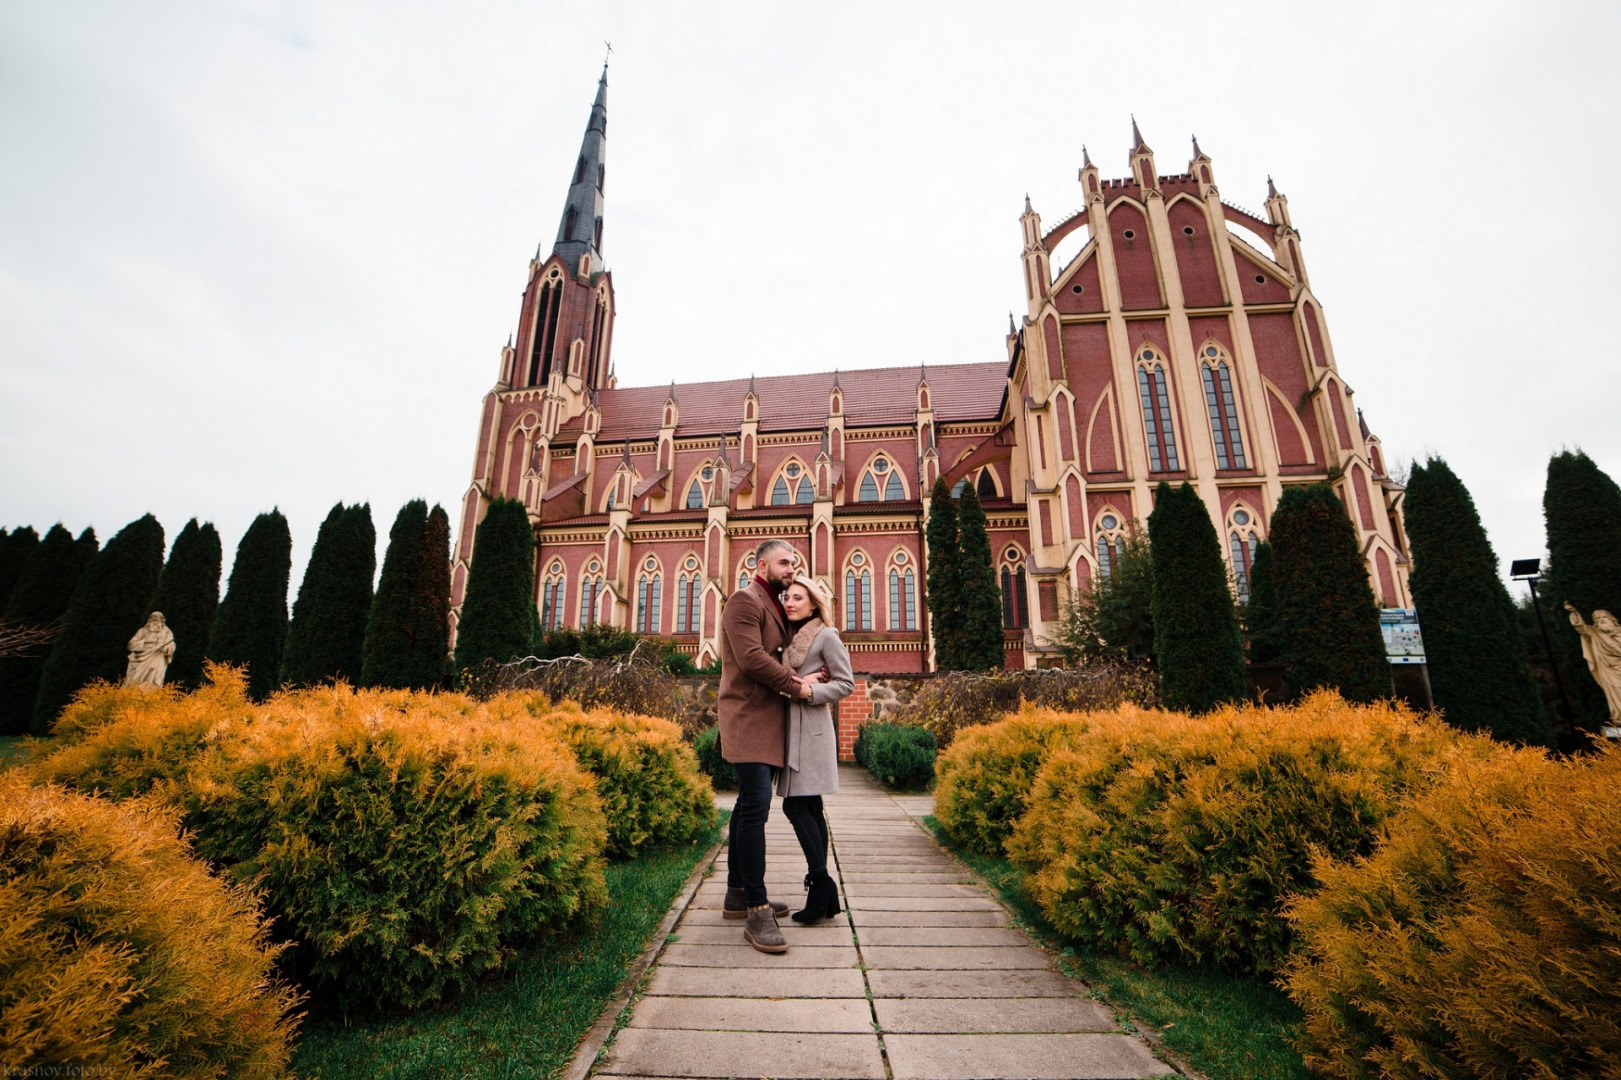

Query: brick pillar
left=837, top=677, right=872, bottom=762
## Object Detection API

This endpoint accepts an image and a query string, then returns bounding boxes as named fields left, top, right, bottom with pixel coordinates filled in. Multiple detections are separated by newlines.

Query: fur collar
left=784, top=618, right=825, bottom=669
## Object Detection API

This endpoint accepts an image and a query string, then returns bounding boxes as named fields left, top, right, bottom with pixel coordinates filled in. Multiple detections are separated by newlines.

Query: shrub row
left=934, top=694, right=1621, bottom=1076
left=28, top=666, right=713, bottom=1015
left=853, top=722, right=936, bottom=790
left=886, top=664, right=1159, bottom=750
left=693, top=724, right=737, bottom=791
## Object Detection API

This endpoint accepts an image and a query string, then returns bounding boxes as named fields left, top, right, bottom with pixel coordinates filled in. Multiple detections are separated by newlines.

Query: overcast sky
left=3, top=0, right=1618, bottom=596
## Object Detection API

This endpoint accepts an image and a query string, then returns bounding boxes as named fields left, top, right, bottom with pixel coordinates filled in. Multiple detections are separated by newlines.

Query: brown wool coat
left=718, top=580, right=801, bottom=767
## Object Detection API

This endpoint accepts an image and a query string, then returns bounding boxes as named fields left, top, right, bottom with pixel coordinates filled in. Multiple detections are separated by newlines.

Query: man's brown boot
left=743, top=903, right=789, bottom=954
left=723, top=887, right=788, bottom=921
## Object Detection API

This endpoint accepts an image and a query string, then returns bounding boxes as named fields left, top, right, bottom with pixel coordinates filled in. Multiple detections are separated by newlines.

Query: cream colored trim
left=1261, top=377, right=1317, bottom=466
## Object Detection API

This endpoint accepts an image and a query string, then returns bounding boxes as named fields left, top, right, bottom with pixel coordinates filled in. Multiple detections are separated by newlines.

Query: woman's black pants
left=727, top=762, right=775, bottom=907
left=782, top=794, right=829, bottom=876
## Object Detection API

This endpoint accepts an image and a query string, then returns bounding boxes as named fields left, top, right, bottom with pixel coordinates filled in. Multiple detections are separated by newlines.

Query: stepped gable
left=559, top=361, right=1006, bottom=440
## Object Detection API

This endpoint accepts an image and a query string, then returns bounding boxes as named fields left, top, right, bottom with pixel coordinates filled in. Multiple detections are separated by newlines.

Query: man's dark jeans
left=727, top=762, right=775, bottom=907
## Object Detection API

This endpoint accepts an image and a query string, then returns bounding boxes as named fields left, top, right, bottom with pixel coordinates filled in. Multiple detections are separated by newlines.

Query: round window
left=702, top=467, right=713, bottom=480
left=1123, top=229, right=1136, bottom=239
left=745, top=554, right=756, bottom=568
left=1205, top=346, right=1219, bottom=358
left=895, top=551, right=907, bottom=564
left=1183, top=225, right=1195, bottom=236
left=1139, top=350, right=1153, bottom=362
left=1233, top=509, right=1250, bottom=526
left=1254, top=274, right=1266, bottom=284
left=685, top=556, right=697, bottom=569
left=874, top=459, right=888, bottom=474
left=1071, top=285, right=1084, bottom=294
left=852, top=553, right=864, bottom=567
left=645, top=558, right=656, bottom=571
left=1101, top=514, right=1119, bottom=530
left=786, top=463, right=800, bottom=478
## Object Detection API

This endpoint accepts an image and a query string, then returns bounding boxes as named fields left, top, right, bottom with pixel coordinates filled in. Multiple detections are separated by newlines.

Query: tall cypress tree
left=454, top=497, right=537, bottom=677
left=1271, top=484, right=1391, bottom=703
left=1243, top=540, right=1281, bottom=664
left=362, top=500, right=451, bottom=689
left=925, top=477, right=963, bottom=671
left=208, top=510, right=292, bottom=701
left=955, top=484, right=1005, bottom=671
left=34, top=515, right=165, bottom=732
left=0, top=526, right=97, bottom=735
left=1148, top=482, right=1247, bottom=712
left=0, top=526, right=40, bottom=611
left=147, top=519, right=222, bottom=690
left=282, top=503, right=376, bottom=687
left=1543, top=450, right=1621, bottom=726
left=1406, top=457, right=1551, bottom=744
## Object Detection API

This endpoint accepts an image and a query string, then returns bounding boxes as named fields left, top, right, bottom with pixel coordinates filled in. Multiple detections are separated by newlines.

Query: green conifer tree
left=955, top=484, right=1005, bottom=671
left=207, top=510, right=292, bottom=701
left=1543, top=449, right=1621, bottom=726
left=1270, top=484, right=1391, bottom=703
left=453, top=497, right=537, bottom=677
left=0, top=526, right=40, bottom=611
left=34, top=515, right=165, bottom=732
left=0, top=526, right=97, bottom=735
left=924, top=478, right=963, bottom=671
left=1048, top=525, right=1155, bottom=665
left=1147, top=482, right=1247, bottom=712
left=362, top=500, right=452, bottom=689
left=281, top=503, right=376, bottom=687
left=146, top=518, right=222, bottom=690
left=1406, top=457, right=1551, bottom=744
left=1242, top=540, right=1281, bottom=664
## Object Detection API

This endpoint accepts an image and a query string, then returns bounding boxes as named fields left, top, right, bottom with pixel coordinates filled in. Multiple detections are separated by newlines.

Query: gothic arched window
left=579, top=561, right=604, bottom=628
left=1199, top=345, right=1247, bottom=470
left=999, top=548, right=1029, bottom=629
left=771, top=476, right=791, bottom=505
left=1228, top=506, right=1262, bottom=600
left=857, top=457, right=902, bottom=503
left=844, top=552, right=873, bottom=631
left=1095, top=510, right=1126, bottom=580
left=540, top=563, right=566, bottom=631
left=686, top=481, right=705, bottom=509
left=675, top=556, right=702, bottom=633
left=1135, top=348, right=1181, bottom=472
left=977, top=469, right=997, bottom=499
left=636, top=557, right=662, bottom=635
left=887, top=550, right=917, bottom=631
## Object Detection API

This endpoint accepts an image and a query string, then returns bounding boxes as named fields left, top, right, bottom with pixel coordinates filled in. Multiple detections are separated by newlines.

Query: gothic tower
left=450, top=65, right=618, bottom=640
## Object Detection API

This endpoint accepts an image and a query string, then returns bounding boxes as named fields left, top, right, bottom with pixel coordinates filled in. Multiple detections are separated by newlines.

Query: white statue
left=1566, top=603, right=1621, bottom=724
left=124, top=611, right=175, bottom=688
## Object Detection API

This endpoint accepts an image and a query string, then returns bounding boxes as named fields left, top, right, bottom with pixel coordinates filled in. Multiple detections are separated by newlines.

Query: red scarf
left=754, top=575, right=788, bottom=626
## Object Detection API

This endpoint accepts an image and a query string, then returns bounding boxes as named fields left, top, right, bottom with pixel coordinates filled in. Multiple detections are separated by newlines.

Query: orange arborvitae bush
left=499, top=695, right=716, bottom=859
left=1004, top=691, right=1500, bottom=974
left=1283, top=744, right=1621, bottom=1080
left=33, top=669, right=608, bottom=1012
left=0, top=773, right=301, bottom=1076
left=933, top=705, right=1099, bottom=855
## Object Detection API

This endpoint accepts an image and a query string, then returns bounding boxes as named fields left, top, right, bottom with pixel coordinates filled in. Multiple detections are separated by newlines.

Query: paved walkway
left=595, top=766, right=1175, bottom=1080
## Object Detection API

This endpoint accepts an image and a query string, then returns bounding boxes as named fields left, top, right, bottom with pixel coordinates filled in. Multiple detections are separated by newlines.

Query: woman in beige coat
left=777, top=575, right=854, bottom=922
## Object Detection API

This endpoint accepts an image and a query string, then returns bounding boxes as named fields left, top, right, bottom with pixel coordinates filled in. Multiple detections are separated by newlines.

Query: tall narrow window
left=579, top=574, right=602, bottom=627
left=1000, top=567, right=1014, bottom=627
left=1095, top=512, right=1125, bottom=580
left=859, top=473, right=880, bottom=502
left=686, top=481, right=705, bottom=509
left=845, top=555, right=872, bottom=631
left=999, top=552, right=1028, bottom=629
left=541, top=575, right=565, bottom=631
left=1200, top=349, right=1247, bottom=470
left=636, top=565, right=662, bottom=635
left=528, top=282, right=562, bottom=386
left=1136, top=354, right=1180, bottom=471
left=1227, top=507, right=1261, bottom=601
left=977, top=470, right=997, bottom=499
left=771, top=476, right=790, bottom=505
left=883, top=472, right=904, bottom=501
left=796, top=478, right=815, bottom=504
left=675, top=577, right=690, bottom=633
left=675, top=575, right=703, bottom=633
left=887, top=552, right=917, bottom=631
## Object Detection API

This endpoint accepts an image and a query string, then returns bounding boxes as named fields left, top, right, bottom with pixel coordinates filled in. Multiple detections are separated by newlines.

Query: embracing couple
left=717, top=538, right=855, bottom=954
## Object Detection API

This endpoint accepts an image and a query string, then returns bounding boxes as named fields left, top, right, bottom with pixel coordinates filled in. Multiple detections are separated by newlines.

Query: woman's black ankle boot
left=793, top=870, right=841, bottom=923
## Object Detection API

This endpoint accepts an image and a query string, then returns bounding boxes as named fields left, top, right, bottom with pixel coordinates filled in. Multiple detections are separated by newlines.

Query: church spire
left=553, top=64, right=608, bottom=275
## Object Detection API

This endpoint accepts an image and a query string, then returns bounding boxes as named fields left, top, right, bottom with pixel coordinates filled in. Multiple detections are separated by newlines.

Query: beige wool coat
left=717, top=580, right=801, bottom=767
left=777, top=624, right=854, bottom=798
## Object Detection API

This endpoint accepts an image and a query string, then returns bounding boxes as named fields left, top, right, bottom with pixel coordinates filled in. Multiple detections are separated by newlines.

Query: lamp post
left=1510, top=558, right=1573, bottom=723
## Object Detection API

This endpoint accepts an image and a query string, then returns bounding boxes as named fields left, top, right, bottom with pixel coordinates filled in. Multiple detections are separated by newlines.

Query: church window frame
left=578, top=560, right=605, bottom=628
left=887, top=549, right=917, bottom=632
left=844, top=551, right=873, bottom=631
left=1199, top=344, right=1248, bottom=470
left=540, top=561, right=567, bottom=632
left=675, top=555, right=703, bottom=634
left=768, top=457, right=814, bottom=506
left=1135, top=347, right=1181, bottom=472
left=1095, top=508, right=1127, bottom=580
left=998, top=546, right=1030, bottom=629
left=856, top=455, right=905, bottom=503
left=737, top=551, right=758, bottom=593
left=636, top=556, right=663, bottom=635
left=1226, top=504, right=1262, bottom=601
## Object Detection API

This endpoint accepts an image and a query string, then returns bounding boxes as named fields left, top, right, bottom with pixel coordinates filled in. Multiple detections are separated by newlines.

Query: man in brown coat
left=720, top=537, right=820, bottom=953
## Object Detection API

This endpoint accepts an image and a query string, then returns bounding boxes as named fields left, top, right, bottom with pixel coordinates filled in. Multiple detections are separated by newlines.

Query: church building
left=451, top=70, right=1412, bottom=671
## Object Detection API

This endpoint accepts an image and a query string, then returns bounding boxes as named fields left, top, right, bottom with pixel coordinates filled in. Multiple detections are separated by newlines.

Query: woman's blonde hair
left=787, top=574, right=837, bottom=628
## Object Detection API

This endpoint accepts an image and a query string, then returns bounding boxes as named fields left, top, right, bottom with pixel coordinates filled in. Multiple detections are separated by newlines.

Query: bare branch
left=0, top=619, right=61, bottom=659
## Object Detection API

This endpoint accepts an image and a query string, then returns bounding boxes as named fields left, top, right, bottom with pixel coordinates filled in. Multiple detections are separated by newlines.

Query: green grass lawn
left=923, top=816, right=1310, bottom=1080
left=292, top=812, right=726, bottom=1080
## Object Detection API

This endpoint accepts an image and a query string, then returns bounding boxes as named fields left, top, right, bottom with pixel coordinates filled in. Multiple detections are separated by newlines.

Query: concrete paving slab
left=857, top=926, right=1031, bottom=947
left=600, top=1029, right=885, bottom=1079
left=840, top=873, right=972, bottom=883
left=883, top=1033, right=1174, bottom=1079
left=839, top=883, right=985, bottom=898
left=644, top=966, right=868, bottom=998
left=629, top=996, right=875, bottom=1033
left=674, top=924, right=854, bottom=946
left=875, top=997, right=1117, bottom=1034
left=848, top=909, right=1008, bottom=927
left=660, top=943, right=860, bottom=969
left=866, top=969, right=1086, bottom=998
left=844, top=897, right=1002, bottom=911
left=861, top=945, right=1055, bottom=970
